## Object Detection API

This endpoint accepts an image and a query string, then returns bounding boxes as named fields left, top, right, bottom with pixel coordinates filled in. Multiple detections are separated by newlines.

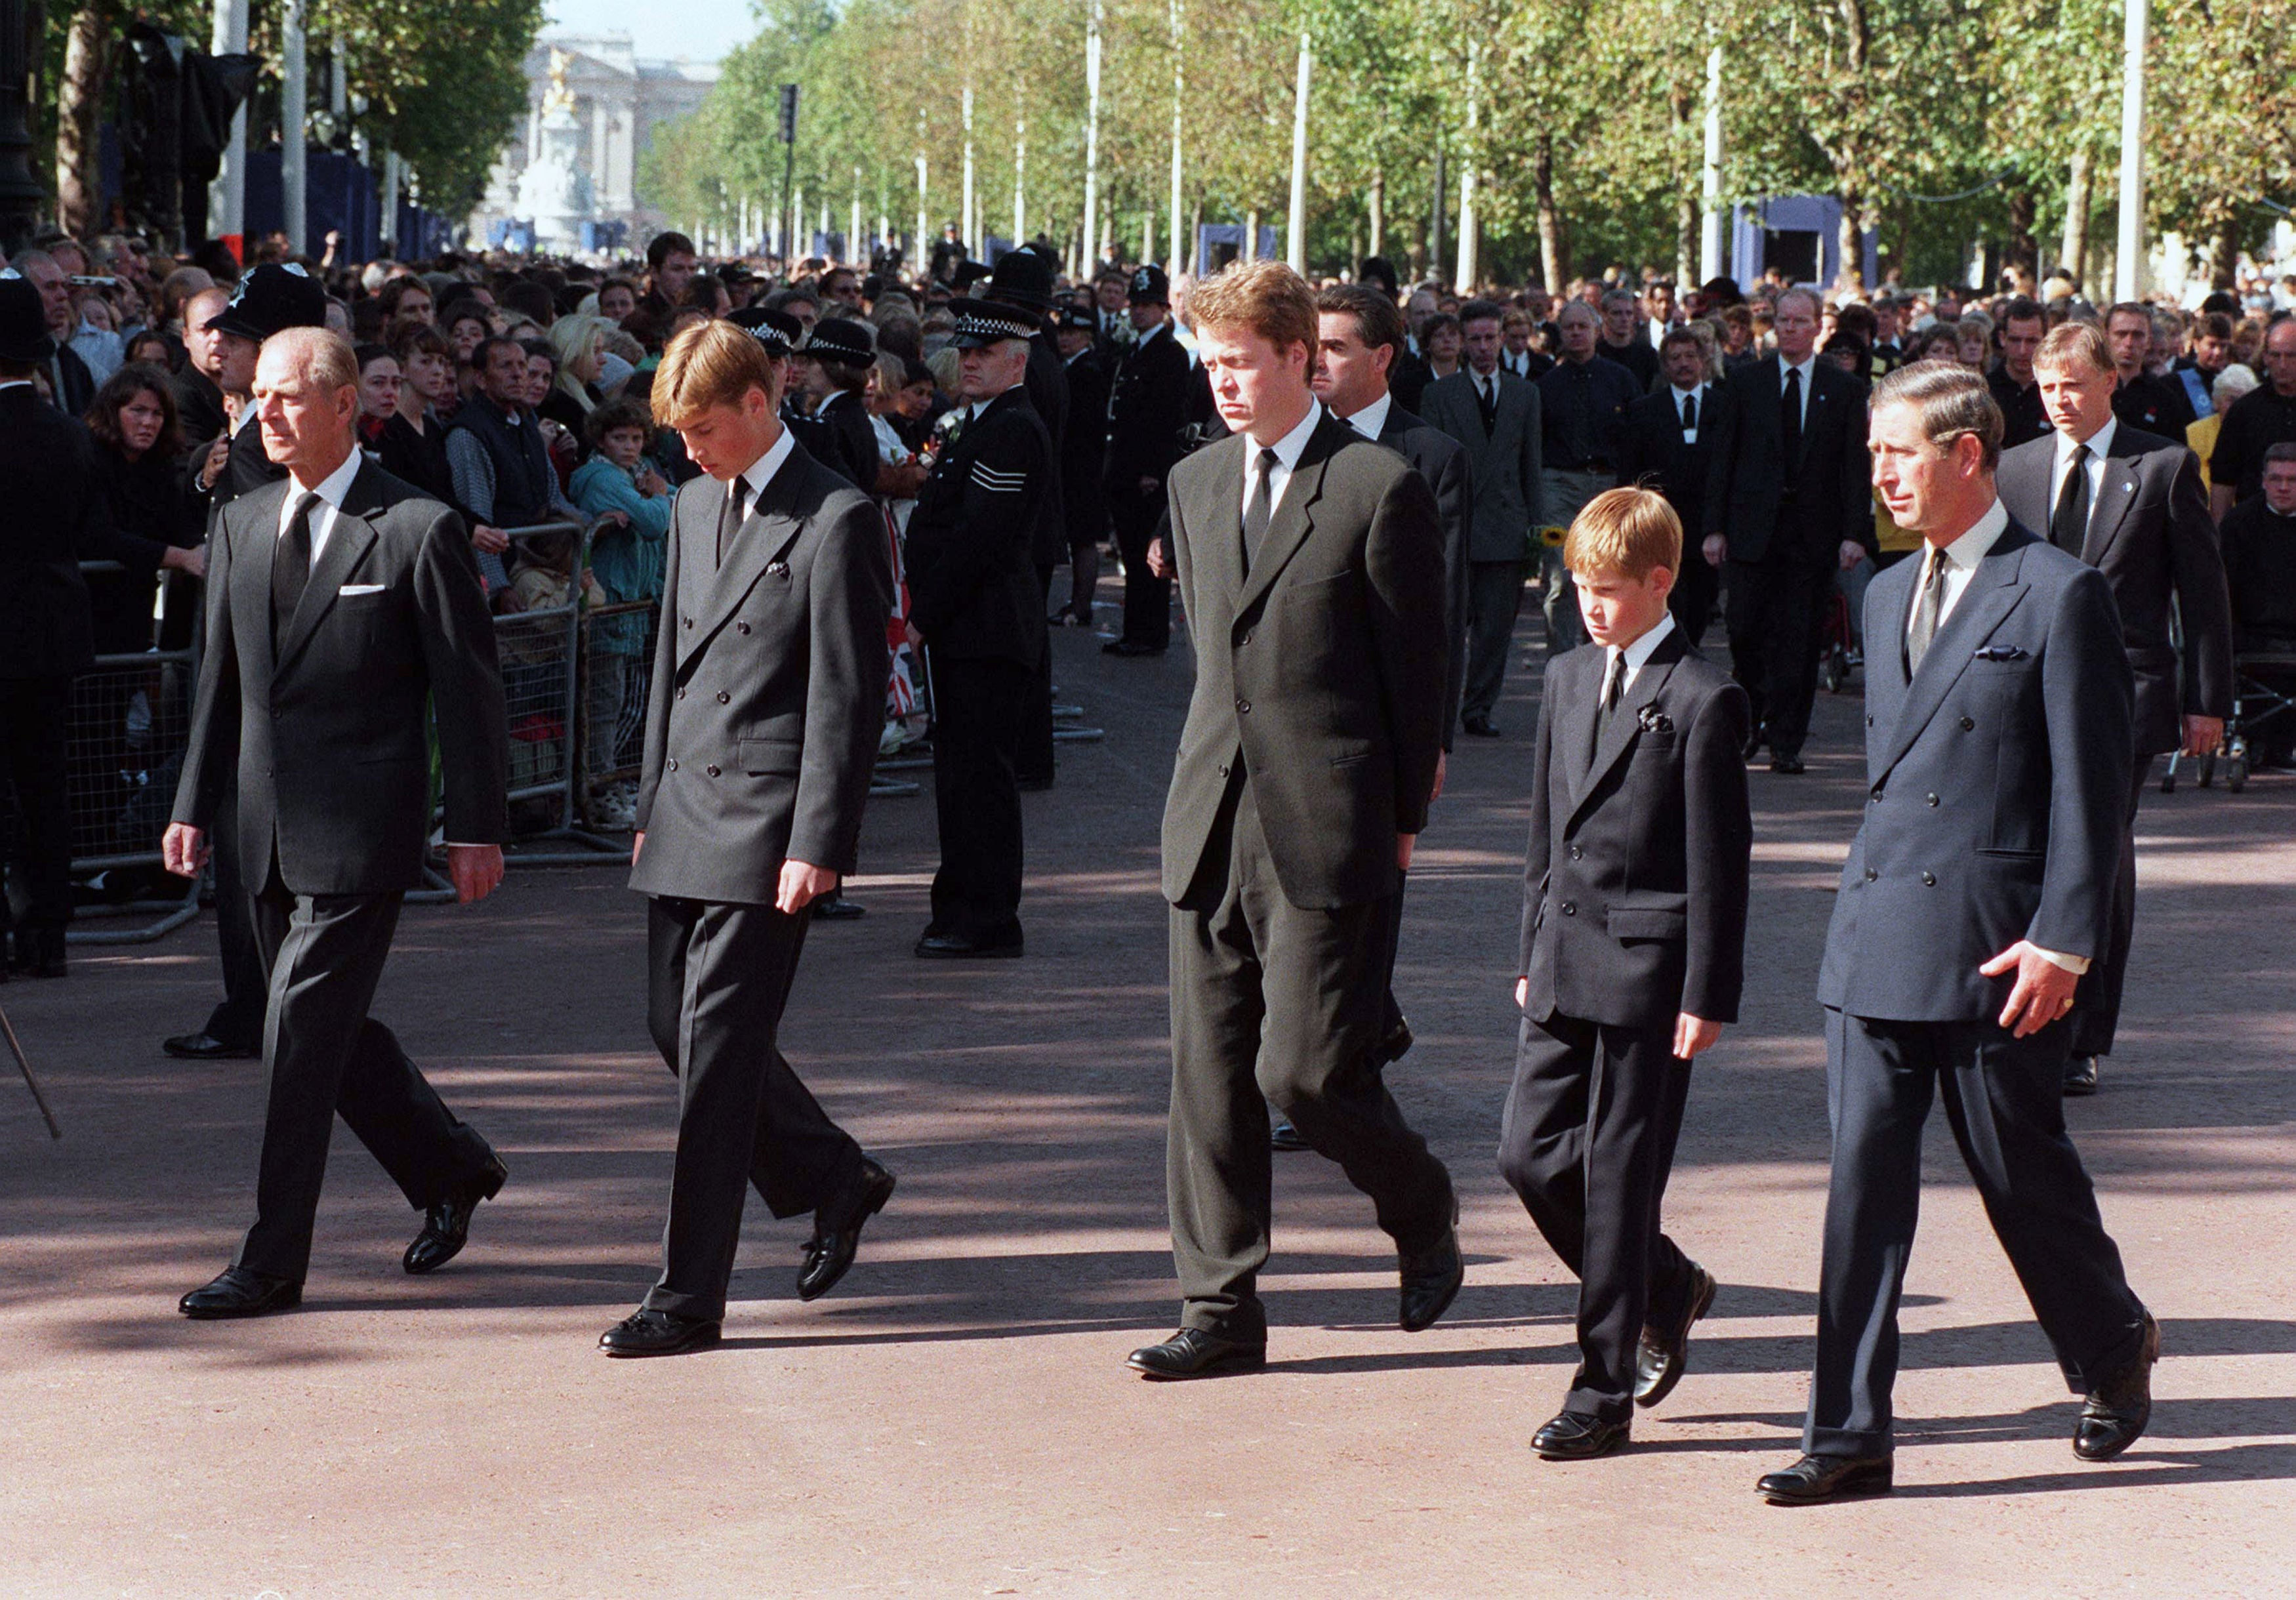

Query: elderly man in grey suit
left=166, top=327, right=512, bottom=1319
left=1422, top=298, right=1542, bottom=737
left=600, top=319, right=896, bottom=1358
left=1996, top=319, right=2233, bottom=1097
left=1128, top=262, right=1460, bottom=1382
left=1759, top=361, right=2156, bottom=1507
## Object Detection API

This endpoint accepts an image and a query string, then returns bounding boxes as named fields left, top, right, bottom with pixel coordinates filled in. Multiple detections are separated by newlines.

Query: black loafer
left=600, top=1307, right=722, bottom=1358
left=1398, top=1207, right=1465, bottom=1333
left=2064, top=1056, right=2101, bottom=1097
left=1462, top=714, right=1501, bottom=738
left=403, top=1151, right=510, bottom=1275
left=810, top=890, right=867, bottom=922
left=180, top=1266, right=302, bottom=1320
left=914, top=930, right=1023, bottom=958
left=1769, top=755, right=1807, bottom=775
left=1635, top=1260, right=1718, bottom=1408
left=1757, top=1453, right=1893, bottom=1505
left=1126, top=1326, right=1267, bottom=1380
left=1533, top=1410, right=1630, bottom=1461
left=1269, top=1116, right=1311, bottom=1153
left=163, top=1031, right=260, bottom=1061
left=798, top=1157, right=896, bottom=1302
left=2074, top=1311, right=2160, bottom=1461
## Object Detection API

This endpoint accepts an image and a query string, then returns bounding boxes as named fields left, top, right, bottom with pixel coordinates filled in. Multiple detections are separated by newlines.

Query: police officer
left=1101, top=265, right=1193, bottom=656
left=981, top=248, right=1069, bottom=791
left=906, top=300, right=1053, bottom=958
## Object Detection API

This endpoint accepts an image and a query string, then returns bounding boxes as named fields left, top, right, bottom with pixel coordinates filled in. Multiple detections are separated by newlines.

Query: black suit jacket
left=1617, top=385, right=1713, bottom=547
left=630, top=438, right=892, bottom=901
left=1059, top=350, right=1110, bottom=546
left=906, top=386, right=1052, bottom=667
left=1160, top=410, right=1447, bottom=911
left=1103, top=323, right=1193, bottom=498
left=1994, top=424, right=2233, bottom=756
left=1374, top=402, right=1474, bottom=750
left=1818, top=521, right=2133, bottom=1021
left=171, top=365, right=228, bottom=449
left=1022, top=329, right=1071, bottom=567
left=173, top=462, right=509, bottom=895
left=1420, top=369, right=1544, bottom=562
left=1518, top=628, right=1752, bottom=1030
left=1704, top=355, right=1874, bottom=566
left=813, top=390, right=882, bottom=494
left=0, top=385, right=108, bottom=680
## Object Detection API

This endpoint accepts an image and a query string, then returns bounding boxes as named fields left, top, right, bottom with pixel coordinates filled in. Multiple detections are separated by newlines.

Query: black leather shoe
left=914, top=930, right=1023, bottom=958
left=1533, top=1410, right=1630, bottom=1460
left=798, top=1157, right=896, bottom=1302
left=179, top=1266, right=302, bottom=1320
left=403, top=1151, right=510, bottom=1275
left=1769, top=755, right=1807, bottom=775
left=810, top=889, right=867, bottom=922
left=1269, top=1116, right=1310, bottom=1153
left=1462, top=714, right=1502, bottom=738
left=1398, top=1208, right=1465, bottom=1333
left=1126, top=1326, right=1267, bottom=1380
left=1102, top=638, right=1166, bottom=657
left=1742, top=729, right=1767, bottom=762
left=2074, top=1311, right=2160, bottom=1461
left=599, top=1307, right=722, bottom=1358
left=1757, top=1453, right=1894, bottom=1505
left=162, top=1030, right=260, bottom=1061
left=1635, top=1260, right=1718, bottom=1408
left=2064, top=1056, right=2101, bottom=1097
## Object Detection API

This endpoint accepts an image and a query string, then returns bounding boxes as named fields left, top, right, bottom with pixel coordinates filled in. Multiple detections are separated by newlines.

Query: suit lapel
left=1194, top=436, right=1248, bottom=612
left=1568, top=633, right=1683, bottom=823
left=2081, top=453, right=2141, bottom=565
left=1875, top=533, right=2034, bottom=780
left=230, top=478, right=291, bottom=687
left=691, top=447, right=811, bottom=657
left=1232, top=415, right=1342, bottom=620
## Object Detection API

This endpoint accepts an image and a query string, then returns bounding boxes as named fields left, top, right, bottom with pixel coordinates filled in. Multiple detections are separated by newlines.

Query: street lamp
left=0, top=0, right=47, bottom=253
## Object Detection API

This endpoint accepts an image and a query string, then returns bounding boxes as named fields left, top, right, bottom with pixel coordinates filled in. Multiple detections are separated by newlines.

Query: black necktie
left=1477, top=377, right=1497, bottom=437
left=717, top=478, right=748, bottom=568
left=272, top=490, right=318, bottom=646
left=1589, top=651, right=1624, bottom=767
left=1242, top=447, right=1278, bottom=574
left=2051, top=443, right=2091, bottom=553
left=1780, top=365, right=1803, bottom=466
left=1906, top=546, right=1950, bottom=674
left=1681, top=390, right=1697, bottom=432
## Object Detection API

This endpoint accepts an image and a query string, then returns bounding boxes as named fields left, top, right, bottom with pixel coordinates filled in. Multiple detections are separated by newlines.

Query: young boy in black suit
left=1498, top=486, right=1753, bottom=1460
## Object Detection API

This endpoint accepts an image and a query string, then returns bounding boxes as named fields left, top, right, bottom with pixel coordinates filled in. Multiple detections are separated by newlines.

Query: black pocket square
left=1973, top=644, right=2028, bottom=661
left=1635, top=706, right=1674, bottom=734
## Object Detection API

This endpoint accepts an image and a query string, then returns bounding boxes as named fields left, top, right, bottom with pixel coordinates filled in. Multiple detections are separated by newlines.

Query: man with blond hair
left=601, top=317, right=896, bottom=1358
left=1128, top=261, right=1461, bottom=1382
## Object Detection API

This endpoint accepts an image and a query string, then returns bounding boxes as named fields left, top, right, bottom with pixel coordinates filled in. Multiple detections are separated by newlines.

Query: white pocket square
left=337, top=583, right=385, bottom=596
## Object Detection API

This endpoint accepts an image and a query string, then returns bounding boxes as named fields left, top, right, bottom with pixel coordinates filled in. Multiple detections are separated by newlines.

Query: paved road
left=4, top=595, right=2293, bottom=1597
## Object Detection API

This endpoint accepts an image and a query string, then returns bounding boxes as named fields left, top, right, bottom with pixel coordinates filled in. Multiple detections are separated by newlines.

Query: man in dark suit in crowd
left=1423, top=302, right=1542, bottom=737
left=1759, top=362, right=2155, bottom=1506
left=1996, top=319, right=2232, bottom=1096
left=1536, top=303, right=1640, bottom=659
left=1053, top=306, right=1110, bottom=626
left=1502, top=486, right=1750, bottom=1461
left=2105, top=302, right=2194, bottom=436
left=602, top=318, right=897, bottom=1358
left=0, top=273, right=108, bottom=981
left=165, top=327, right=512, bottom=1320
left=1703, top=287, right=1875, bottom=773
left=2209, top=317, right=2296, bottom=521
left=1986, top=298, right=2052, bottom=450
left=1102, top=264, right=1193, bottom=657
left=907, top=300, right=1054, bottom=959
left=1597, top=289, right=1660, bottom=394
left=1617, top=327, right=1717, bottom=644
left=165, top=264, right=329, bottom=1064
left=1128, top=262, right=1460, bottom=1382
left=169, top=284, right=230, bottom=447
left=12, top=250, right=96, bottom=416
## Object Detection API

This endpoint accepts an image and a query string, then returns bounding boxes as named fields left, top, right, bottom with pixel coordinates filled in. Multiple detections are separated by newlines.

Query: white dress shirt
left=278, top=447, right=365, bottom=563
left=1342, top=390, right=1393, bottom=441
left=733, top=423, right=799, bottom=512
left=1778, top=353, right=1818, bottom=428
left=1240, top=400, right=1323, bottom=525
left=2050, top=414, right=2116, bottom=535
left=1671, top=382, right=1706, bottom=442
left=1603, top=608, right=1677, bottom=699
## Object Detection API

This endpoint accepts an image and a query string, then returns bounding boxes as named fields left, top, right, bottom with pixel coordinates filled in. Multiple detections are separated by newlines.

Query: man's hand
left=1431, top=750, right=1447, bottom=802
left=777, top=859, right=838, bottom=915
left=1839, top=539, right=1868, bottom=571
left=1672, top=1012, right=1724, bottom=1060
left=198, top=436, right=230, bottom=491
left=1979, top=941, right=2080, bottom=1038
left=1515, top=975, right=1529, bottom=1010
left=1701, top=533, right=1726, bottom=569
left=1397, top=832, right=1416, bottom=871
left=636, top=466, right=668, bottom=497
left=472, top=524, right=511, bottom=555
left=448, top=844, right=504, bottom=905
left=160, top=544, right=208, bottom=579
left=163, top=822, right=209, bottom=878
left=1145, top=536, right=1170, bottom=578
left=2183, top=714, right=2224, bottom=758
left=632, top=830, right=644, bottom=866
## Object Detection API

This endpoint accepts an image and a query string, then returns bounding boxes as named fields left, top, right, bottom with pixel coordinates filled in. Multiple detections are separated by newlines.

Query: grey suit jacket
left=1420, top=369, right=1544, bottom=562
left=1994, top=426, right=2233, bottom=758
left=1160, top=410, right=1447, bottom=911
left=174, top=462, right=508, bottom=895
left=1818, top=521, right=2133, bottom=1021
left=630, top=438, right=892, bottom=903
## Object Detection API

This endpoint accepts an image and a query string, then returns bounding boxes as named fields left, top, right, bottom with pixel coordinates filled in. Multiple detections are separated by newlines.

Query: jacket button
left=716, top=691, right=730, bottom=704
left=1921, top=871, right=1937, bottom=886
left=1864, top=867, right=1877, bottom=882
left=705, top=764, right=721, bottom=778
left=1239, top=630, right=1252, bottom=646
left=1925, top=792, right=1939, bottom=807
left=1870, top=785, right=1885, bottom=803
left=666, top=758, right=678, bottom=771
left=1217, top=764, right=1229, bottom=778
left=1235, top=697, right=1250, bottom=714
left=1567, top=844, right=1584, bottom=860
left=736, top=621, right=750, bottom=634
left=682, top=616, right=693, bottom=629
left=1865, top=714, right=1874, bottom=728
left=1560, top=901, right=1577, bottom=916
left=1960, top=715, right=1975, bottom=731
left=676, top=687, right=686, bottom=699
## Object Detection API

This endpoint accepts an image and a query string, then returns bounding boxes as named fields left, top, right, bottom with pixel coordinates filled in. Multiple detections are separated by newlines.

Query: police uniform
left=798, top=318, right=883, bottom=493
left=907, top=301, right=1054, bottom=956
left=1101, top=265, right=1193, bottom=653
left=981, top=248, right=1069, bottom=789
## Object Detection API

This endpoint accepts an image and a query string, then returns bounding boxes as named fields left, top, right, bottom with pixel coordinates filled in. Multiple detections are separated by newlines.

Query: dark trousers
left=1806, top=1008, right=2148, bottom=1459
left=1111, top=495, right=1171, bottom=648
left=2071, top=756, right=2155, bottom=1060
left=1017, top=567, right=1057, bottom=787
left=1065, top=538, right=1101, bottom=623
left=1670, top=552, right=1720, bottom=647
left=1725, top=554, right=1830, bottom=758
left=642, top=895, right=863, bottom=1321
left=202, top=792, right=267, bottom=1048
left=1497, top=1011, right=1696, bottom=1422
left=236, top=863, right=495, bottom=1282
left=928, top=655, right=1029, bottom=943
left=1166, top=772, right=1454, bottom=1340
left=0, top=676, right=72, bottom=951
left=1464, top=559, right=1529, bottom=722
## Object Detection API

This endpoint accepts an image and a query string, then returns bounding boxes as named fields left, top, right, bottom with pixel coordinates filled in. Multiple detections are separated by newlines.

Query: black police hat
left=0, top=272, right=56, bottom=363
left=1128, top=264, right=1170, bottom=306
left=203, top=262, right=327, bottom=342
left=1055, top=304, right=1096, bottom=333
left=951, top=258, right=994, bottom=293
left=949, top=298, right=1040, bottom=350
left=728, top=306, right=804, bottom=355
left=803, top=317, right=876, bottom=367
left=985, top=249, right=1056, bottom=312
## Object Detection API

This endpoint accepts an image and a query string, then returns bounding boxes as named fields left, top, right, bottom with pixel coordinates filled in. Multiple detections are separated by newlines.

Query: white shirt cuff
left=2033, top=945, right=2091, bottom=976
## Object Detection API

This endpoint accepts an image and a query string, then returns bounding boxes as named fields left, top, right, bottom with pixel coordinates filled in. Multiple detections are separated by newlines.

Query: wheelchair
left=2161, top=649, right=2296, bottom=795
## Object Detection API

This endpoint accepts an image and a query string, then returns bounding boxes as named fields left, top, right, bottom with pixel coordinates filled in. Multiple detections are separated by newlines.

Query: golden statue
left=543, top=46, right=577, bottom=115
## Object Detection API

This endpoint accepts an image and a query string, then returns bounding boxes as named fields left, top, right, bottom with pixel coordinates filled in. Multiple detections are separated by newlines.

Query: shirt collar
left=2057, top=413, right=2116, bottom=462
left=1780, top=352, right=1816, bottom=385
left=1343, top=390, right=1393, bottom=440
left=285, top=449, right=362, bottom=522
left=0, top=379, right=30, bottom=394
left=1934, top=497, right=2009, bottom=572
left=1610, top=608, right=1677, bottom=675
left=1671, top=381, right=1702, bottom=402
left=737, top=425, right=798, bottom=506
left=1256, top=398, right=1322, bottom=471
